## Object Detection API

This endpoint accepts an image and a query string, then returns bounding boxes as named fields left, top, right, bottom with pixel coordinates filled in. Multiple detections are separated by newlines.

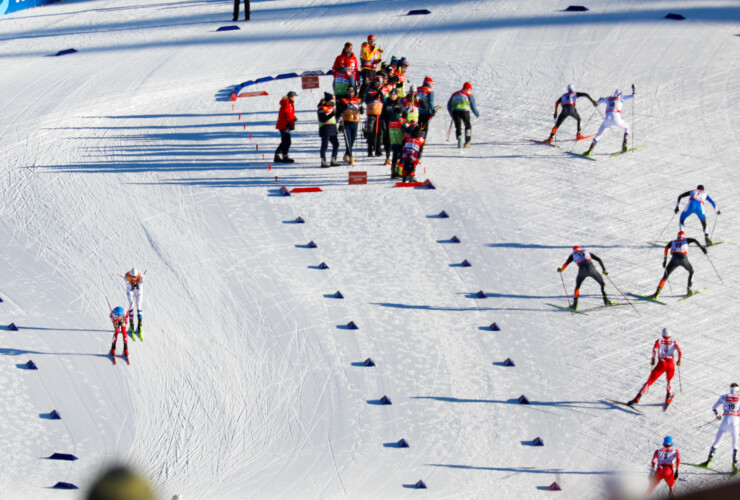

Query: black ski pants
left=452, top=110, right=471, bottom=144
left=555, top=104, right=581, bottom=131
left=276, top=130, right=291, bottom=156
left=233, top=0, right=250, bottom=20
left=662, top=254, right=694, bottom=287
left=575, top=262, right=606, bottom=292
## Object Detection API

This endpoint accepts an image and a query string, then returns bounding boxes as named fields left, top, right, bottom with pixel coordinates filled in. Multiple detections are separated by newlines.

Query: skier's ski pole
left=678, top=364, right=683, bottom=395
left=704, top=251, right=724, bottom=285
left=656, top=212, right=676, bottom=242
left=631, top=83, right=636, bottom=150
left=569, top=108, right=598, bottom=153
left=710, top=211, right=719, bottom=240
left=559, top=271, right=573, bottom=310
left=445, top=118, right=453, bottom=142
left=697, top=418, right=717, bottom=429
left=606, top=274, right=641, bottom=317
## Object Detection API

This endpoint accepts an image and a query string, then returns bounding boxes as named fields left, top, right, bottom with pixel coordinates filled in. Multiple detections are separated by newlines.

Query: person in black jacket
left=318, top=93, right=339, bottom=168
left=546, top=84, right=597, bottom=143
left=233, top=0, right=250, bottom=21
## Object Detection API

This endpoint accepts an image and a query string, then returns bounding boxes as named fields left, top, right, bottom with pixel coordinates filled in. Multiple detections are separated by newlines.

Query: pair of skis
left=110, top=352, right=130, bottom=366
left=606, top=398, right=673, bottom=415
left=546, top=302, right=629, bottom=315
left=529, top=133, right=594, bottom=148
left=684, top=462, right=739, bottom=479
left=566, top=145, right=647, bottom=161
left=129, top=327, right=143, bottom=342
left=627, top=289, right=707, bottom=305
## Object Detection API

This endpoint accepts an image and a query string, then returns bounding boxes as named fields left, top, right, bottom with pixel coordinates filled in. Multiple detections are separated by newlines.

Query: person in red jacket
left=275, top=91, right=296, bottom=163
left=400, top=127, right=425, bottom=182
left=647, top=436, right=680, bottom=498
left=332, top=42, right=359, bottom=97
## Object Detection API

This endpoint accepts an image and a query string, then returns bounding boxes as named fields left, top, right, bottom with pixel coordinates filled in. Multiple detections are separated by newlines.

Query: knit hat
left=323, top=92, right=334, bottom=101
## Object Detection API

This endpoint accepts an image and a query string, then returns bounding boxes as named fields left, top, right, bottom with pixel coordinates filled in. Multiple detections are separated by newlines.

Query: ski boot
left=464, top=143, right=471, bottom=148
left=274, top=152, right=283, bottom=163
left=705, top=234, right=714, bottom=246
left=282, top=155, right=295, bottom=164
left=621, top=140, right=628, bottom=153
left=136, top=316, right=143, bottom=341
left=603, top=293, right=616, bottom=306
left=686, top=287, right=694, bottom=297
left=627, top=393, right=641, bottom=406
left=569, top=298, right=578, bottom=311
left=330, top=155, right=339, bottom=167
left=665, top=391, right=674, bottom=406
left=649, top=288, right=662, bottom=299
left=576, top=131, right=584, bottom=140
left=583, top=141, right=596, bottom=157
left=545, top=136, right=553, bottom=144
left=699, top=448, right=715, bottom=468
left=321, top=158, right=330, bottom=168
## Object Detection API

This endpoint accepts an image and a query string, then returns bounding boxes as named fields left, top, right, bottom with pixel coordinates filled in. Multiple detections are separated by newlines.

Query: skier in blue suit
left=675, top=185, right=720, bottom=246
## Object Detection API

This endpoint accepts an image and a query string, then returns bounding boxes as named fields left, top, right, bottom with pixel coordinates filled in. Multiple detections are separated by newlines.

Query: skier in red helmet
left=558, top=245, right=614, bottom=311
left=447, top=82, right=480, bottom=148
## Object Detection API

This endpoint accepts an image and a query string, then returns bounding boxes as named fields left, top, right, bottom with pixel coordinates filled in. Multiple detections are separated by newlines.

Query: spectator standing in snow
left=274, top=91, right=296, bottom=163
left=233, top=0, right=250, bottom=21
left=318, top=93, right=339, bottom=168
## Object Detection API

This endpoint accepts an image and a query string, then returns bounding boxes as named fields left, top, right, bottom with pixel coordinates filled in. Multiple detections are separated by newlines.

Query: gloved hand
left=632, top=84, right=636, bottom=95
left=557, top=267, right=563, bottom=273
left=674, top=471, right=678, bottom=480
left=553, top=112, right=557, bottom=119
left=677, top=360, right=681, bottom=367
left=651, top=358, right=655, bottom=366
left=603, top=270, right=609, bottom=276
left=702, top=247, right=708, bottom=255
left=714, top=409, right=721, bottom=420
left=717, top=210, right=721, bottom=215
left=674, top=206, right=679, bottom=214
left=662, top=260, right=667, bottom=268
left=592, top=100, right=597, bottom=107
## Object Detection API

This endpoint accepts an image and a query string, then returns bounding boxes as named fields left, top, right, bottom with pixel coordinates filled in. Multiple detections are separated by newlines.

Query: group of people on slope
left=272, top=35, right=481, bottom=181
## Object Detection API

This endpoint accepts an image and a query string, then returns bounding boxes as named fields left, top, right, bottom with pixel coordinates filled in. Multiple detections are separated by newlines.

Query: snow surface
left=0, top=0, right=739, bottom=498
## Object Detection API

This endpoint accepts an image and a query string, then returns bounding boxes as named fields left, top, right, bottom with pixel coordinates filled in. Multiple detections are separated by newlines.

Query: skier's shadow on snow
left=413, top=396, right=638, bottom=414
left=427, top=463, right=617, bottom=476
left=3, top=325, right=110, bottom=333
left=1, top=347, right=111, bottom=362
left=371, top=302, right=497, bottom=312
left=486, top=242, right=652, bottom=250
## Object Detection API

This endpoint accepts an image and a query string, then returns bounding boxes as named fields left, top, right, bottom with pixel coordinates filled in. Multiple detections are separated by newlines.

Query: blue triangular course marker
left=438, top=210, right=449, bottom=218
left=25, top=360, right=38, bottom=370
left=665, top=13, right=685, bottom=20
left=333, top=291, right=344, bottom=299
left=48, top=453, right=78, bottom=461
left=52, top=482, right=79, bottom=490
left=294, top=216, right=305, bottom=223
left=490, top=322, right=500, bottom=331
left=423, top=179, right=436, bottom=189
left=450, top=236, right=460, bottom=243
left=476, top=290, right=487, bottom=299
left=255, top=76, right=274, bottom=83
left=9, top=323, right=19, bottom=331
left=533, top=437, right=544, bottom=446
left=318, top=262, right=329, bottom=269
left=380, top=395, right=392, bottom=405
left=549, top=482, right=562, bottom=491
left=363, top=358, right=375, bottom=367
left=503, top=358, right=515, bottom=367
left=518, top=395, right=530, bottom=404
left=0, top=296, right=4, bottom=302
left=280, top=186, right=291, bottom=196
left=50, top=410, right=61, bottom=420
left=276, top=72, right=299, bottom=80
left=216, top=25, right=240, bottom=31
left=397, top=438, right=409, bottom=448
left=460, top=259, right=472, bottom=267
left=307, top=241, right=317, bottom=248
left=347, top=321, right=358, bottom=330
left=407, top=9, right=431, bottom=15
left=564, top=5, right=588, bottom=11
left=414, top=480, right=427, bottom=489
left=55, top=48, right=78, bottom=56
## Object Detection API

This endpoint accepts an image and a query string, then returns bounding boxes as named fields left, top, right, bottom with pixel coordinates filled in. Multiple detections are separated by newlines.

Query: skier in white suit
left=583, top=85, right=635, bottom=156
left=699, top=383, right=740, bottom=473
left=125, top=268, right=144, bottom=340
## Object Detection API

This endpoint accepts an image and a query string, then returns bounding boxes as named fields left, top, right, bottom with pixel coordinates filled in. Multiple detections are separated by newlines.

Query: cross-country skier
left=400, top=127, right=425, bottom=182
left=675, top=185, right=720, bottom=246
left=545, top=84, right=597, bottom=144
left=447, top=82, right=480, bottom=148
left=110, top=306, right=129, bottom=362
left=649, top=231, right=706, bottom=299
left=557, top=246, right=615, bottom=310
left=583, top=86, right=635, bottom=156
left=698, top=383, right=740, bottom=473
left=627, top=328, right=682, bottom=407
left=317, top=92, right=339, bottom=168
left=417, top=76, right=436, bottom=139
left=125, top=268, right=144, bottom=340
left=647, top=436, right=680, bottom=498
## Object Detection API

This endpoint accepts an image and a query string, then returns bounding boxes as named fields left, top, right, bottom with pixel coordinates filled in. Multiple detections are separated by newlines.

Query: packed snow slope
left=0, top=0, right=739, bottom=498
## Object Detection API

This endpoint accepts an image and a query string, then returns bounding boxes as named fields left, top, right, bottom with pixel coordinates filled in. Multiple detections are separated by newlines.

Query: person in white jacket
left=583, top=85, right=635, bottom=156
left=699, top=383, right=740, bottom=473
